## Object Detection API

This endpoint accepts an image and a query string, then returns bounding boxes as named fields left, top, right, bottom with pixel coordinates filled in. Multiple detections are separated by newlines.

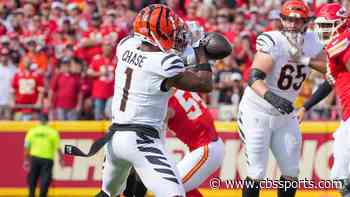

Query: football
left=204, top=32, right=232, bottom=60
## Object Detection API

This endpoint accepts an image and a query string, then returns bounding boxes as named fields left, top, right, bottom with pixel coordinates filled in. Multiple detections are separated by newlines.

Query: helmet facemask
left=315, top=18, right=345, bottom=45
left=173, top=24, right=193, bottom=53
left=281, top=15, right=310, bottom=58
left=314, top=3, right=349, bottom=45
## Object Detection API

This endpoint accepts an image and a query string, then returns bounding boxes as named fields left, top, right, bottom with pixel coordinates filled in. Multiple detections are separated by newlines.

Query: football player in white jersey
left=237, top=1, right=327, bottom=197
left=95, top=4, right=214, bottom=197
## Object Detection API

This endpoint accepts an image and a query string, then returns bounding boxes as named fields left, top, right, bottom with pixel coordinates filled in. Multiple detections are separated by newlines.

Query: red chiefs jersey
left=12, top=71, right=44, bottom=112
left=81, top=27, right=104, bottom=63
left=89, top=54, right=115, bottom=99
left=325, top=31, right=350, bottom=121
left=167, top=90, right=218, bottom=151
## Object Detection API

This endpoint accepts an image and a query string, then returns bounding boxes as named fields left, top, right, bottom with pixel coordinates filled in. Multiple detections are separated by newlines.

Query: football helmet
left=133, top=4, right=191, bottom=52
left=280, top=0, right=310, bottom=56
left=315, top=3, right=348, bottom=44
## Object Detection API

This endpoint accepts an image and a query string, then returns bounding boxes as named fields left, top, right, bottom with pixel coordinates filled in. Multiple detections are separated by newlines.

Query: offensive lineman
left=95, top=4, right=214, bottom=197
left=297, top=3, right=350, bottom=197
left=237, top=1, right=326, bottom=197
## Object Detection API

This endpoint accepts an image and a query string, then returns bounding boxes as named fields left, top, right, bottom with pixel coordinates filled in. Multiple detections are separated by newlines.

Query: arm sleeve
left=255, top=32, right=278, bottom=60
left=303, top=80, right=333, bottom=111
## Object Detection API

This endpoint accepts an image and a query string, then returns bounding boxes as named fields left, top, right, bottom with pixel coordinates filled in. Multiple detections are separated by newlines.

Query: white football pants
left=177, top=138, right=225, bottom=191
left=237, top=103, right=302, bottom=180
left=101, top=131, right=185, bottom=197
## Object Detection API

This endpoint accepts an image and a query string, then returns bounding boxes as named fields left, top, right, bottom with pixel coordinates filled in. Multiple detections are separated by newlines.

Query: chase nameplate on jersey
left=122, top=50, right=147, bottom=68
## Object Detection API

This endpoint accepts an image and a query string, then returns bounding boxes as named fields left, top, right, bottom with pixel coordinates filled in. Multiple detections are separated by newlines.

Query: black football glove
left=263, top=91, right=294, bottom=115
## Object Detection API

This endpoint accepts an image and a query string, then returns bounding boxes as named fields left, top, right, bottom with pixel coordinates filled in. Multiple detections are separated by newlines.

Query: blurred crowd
left=0, top=0, right=346, bottom=121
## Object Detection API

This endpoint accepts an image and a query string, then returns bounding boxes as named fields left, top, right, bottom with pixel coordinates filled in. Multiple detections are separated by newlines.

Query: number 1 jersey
left=112, top=36, right=185, bottom=131
left=240, top=31, right=323, bottom=114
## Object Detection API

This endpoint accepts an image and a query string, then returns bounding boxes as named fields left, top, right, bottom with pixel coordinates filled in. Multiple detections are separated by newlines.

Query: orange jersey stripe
left=182, top=145, right=209, bottom=183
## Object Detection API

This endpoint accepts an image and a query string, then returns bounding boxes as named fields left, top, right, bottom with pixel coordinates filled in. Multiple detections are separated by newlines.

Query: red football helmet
left=315, top=3, right=348, bottom=44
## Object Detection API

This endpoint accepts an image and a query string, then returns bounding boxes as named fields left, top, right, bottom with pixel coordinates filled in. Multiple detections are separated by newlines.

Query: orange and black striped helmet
left=133, top=4, right=189, bottom=52
left=281, top=0, right=310, bottom=19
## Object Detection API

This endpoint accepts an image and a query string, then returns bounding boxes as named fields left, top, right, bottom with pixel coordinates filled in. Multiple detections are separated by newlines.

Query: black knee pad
left=242, top=177, right=260, bottom=197
left=277, top=176, right=297, bottom=197
left=95, top=191, right=109, bottom=197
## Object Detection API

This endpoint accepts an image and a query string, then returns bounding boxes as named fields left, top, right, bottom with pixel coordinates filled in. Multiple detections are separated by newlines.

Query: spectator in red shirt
left=67, top=3, right=88, bottom=32
left=184, top=2, right=206, bottom=27
left=19, top=38, right=49, bottom=74
left=100, top=10, right=128, bottom=45
left=49, top=58, right=83, bottom=120
left=215, top=10, right=235, bottom=43
left=11, top=57, right=44, bottom=121
left=87, top=42, right=115, bottom=120
left=165, top=0, right=186, bottom=18
left=9, top=9, right=25, bottom=34
left=81, top=0, right=98, bottom=25
left=78, top=13, right=103, bottom=64
left=113, top=1, right=136, bottom=32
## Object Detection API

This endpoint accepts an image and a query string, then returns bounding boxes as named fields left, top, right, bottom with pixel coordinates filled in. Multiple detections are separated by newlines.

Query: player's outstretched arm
left=297, top=79, right=333, bottom=123
left=249, top=51, right=294, bottom=114
left=165, top=46, right=213, bottom=93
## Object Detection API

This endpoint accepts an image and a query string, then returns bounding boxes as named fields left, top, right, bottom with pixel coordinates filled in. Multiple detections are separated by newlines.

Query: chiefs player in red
left=166, top=89, right=225, bottom=197
left=297, top=3, right=350, bottom=197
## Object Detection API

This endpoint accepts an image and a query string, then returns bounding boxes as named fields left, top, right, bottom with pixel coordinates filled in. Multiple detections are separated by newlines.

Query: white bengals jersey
left=111, top=36, right=185, bottom=131
left=241, top=31, right=323, bottom=114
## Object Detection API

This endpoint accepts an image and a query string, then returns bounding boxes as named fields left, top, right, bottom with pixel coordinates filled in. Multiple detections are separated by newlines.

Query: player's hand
left=263, top=91, right=294, bottom=115
left=296, top=107, right=306, bottom=124
left=23, top=159, right=30, bottom=172
left=194, top=46, right=208, bottom=64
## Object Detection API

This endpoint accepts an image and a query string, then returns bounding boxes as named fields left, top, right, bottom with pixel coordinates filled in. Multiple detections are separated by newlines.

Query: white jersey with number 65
left=111, top=36, right=185, bottom=131
left=241, top=31, right=323, bottom=114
